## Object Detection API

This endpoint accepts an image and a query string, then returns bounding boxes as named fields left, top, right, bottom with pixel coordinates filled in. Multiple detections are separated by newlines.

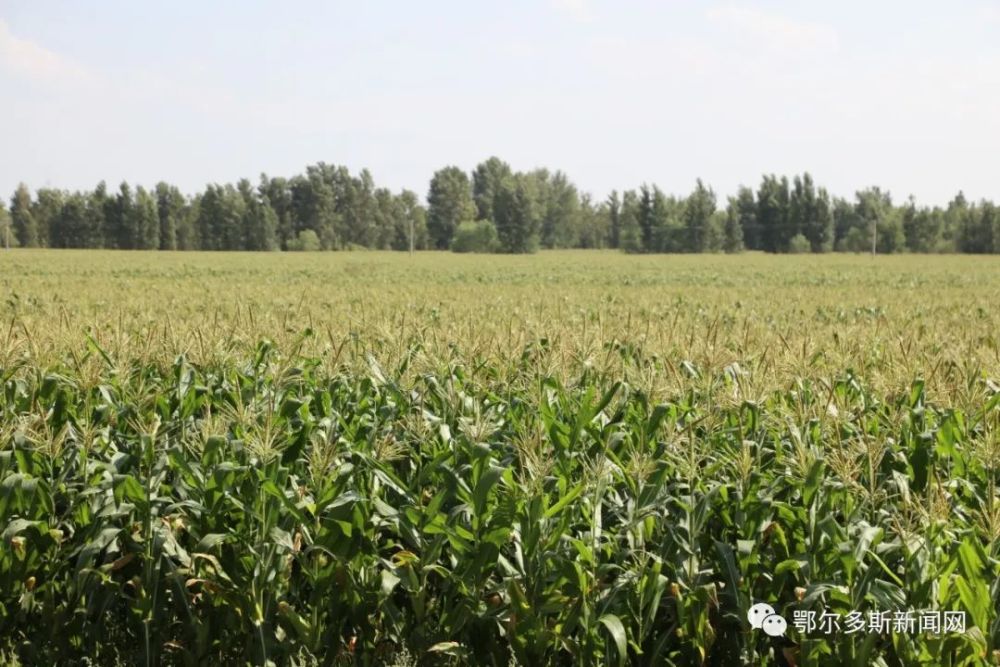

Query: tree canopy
left=8, top=162, right=999, bottom=254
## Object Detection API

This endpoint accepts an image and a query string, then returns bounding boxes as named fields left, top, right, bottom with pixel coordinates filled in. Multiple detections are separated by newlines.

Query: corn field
left=1, top=250, right=999, bottom=666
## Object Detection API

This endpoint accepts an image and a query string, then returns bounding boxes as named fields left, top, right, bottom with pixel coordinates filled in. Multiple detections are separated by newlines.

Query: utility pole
left=871, top=216, right=877, bottom=257
left=409, top=215, right=414, bottom=255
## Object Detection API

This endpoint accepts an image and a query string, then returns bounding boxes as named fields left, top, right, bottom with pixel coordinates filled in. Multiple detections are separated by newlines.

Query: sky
left=2, top=0, right=999, bottom=207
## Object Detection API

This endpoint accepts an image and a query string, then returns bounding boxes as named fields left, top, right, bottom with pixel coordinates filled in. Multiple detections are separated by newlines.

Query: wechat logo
left=748, top=602, right=788, bottom=637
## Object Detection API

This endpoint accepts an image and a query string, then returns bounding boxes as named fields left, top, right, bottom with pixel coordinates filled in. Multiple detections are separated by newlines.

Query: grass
left=0, top=250, right=999, bottom=665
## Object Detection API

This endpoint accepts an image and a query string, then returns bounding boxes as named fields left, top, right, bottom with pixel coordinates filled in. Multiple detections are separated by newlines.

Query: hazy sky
left=2, top=1, right=999, bottom=206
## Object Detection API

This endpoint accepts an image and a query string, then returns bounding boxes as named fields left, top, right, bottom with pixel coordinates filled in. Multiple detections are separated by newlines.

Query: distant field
left=1, top=250, right=998, bottom=665
left=3, top=250, right=999, bottom=387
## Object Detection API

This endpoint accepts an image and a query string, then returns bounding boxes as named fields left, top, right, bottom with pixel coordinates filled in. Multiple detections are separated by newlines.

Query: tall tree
left=389, top=189, right=428, bottom=251
left=493, top=174, right=540, bottom=253
left=957, top=201, right=996, bottom=253
left=290, top=167, right=339, bottom=250
left=732, top=186, right=757, bottom=250
left=832, top=197, right=859, bottom=250
left=905, top=203, right=942, bottom=253
left=472, top=157, right=513, bottom=223
left=0, top=201, right=11, bottom=248
left=155, top=182, right=183, bottom=250
left=372, top=187, right=396, bottom=250
left=32, top=188, right=65, bottom=248
left=175, top=196, right=198, bottom=250
left=941, top=191, right=968, bottom=251
left=260, top=176, right=294, bottom=249
left=246, top=194, right=279, bottom=251
left=197, top=186, right=224, bottom=251
left=341, top=169, right=377, bottom=248
left=787, top=174, right=811, bottom=246
left=879, top=207, right=906, bottom=253
left=722, top=196, right=745, bottom=253
left=636, top=185, right=657, bottom=252
left=53, top=193, right=90, bottom=248
left=789, top=174, right=833, bottom=252
left=9, top=161, right=1000, bottom=256
left=619, top=190, right=642, bottom=253
left=86, top=182, right=109, bottom=248
left=756, top=175, right=790, bottom=253
left=684, top=179, right=716, bottom=253
left=426, top=166, right=475, bottom=250
left=854, top=187, right=892, bottom=253
left=606, top=191, right=621, bottom=249
left=651, top=189, right=683, bottom=253
left=538, top=170, right=581, bottom=249
left=178, top=195, right=194, bottom=251
left=577, top=194, right=609, bottom=249
left=811, top=187, right=834, bottom=252
left=220, top=185, right=248, bottom=250
left=110, top=182, right=136, bottom=249
left=134, top=186, right=160, bottom=250
left=10, top=184, right=38, bottom=248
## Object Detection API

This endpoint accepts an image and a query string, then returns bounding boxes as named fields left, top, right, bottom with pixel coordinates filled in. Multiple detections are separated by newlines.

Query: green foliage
left=683, top=179, right=716, bottom=252
left=154, top=182, right=179, bottom=251
left=1, top=336, right=998, bottom=665
left=388, top=189, right=428, bottom=252
left=290, top=165, right=341, bottom=250
left=733, top=186, right=757, bottom=250
left=7, top=160, right=1000, bottom=255
left=839, top=226, right=870, bottom=253
left=260, top=176, right=295, bottom=250
left=0, top=250, right=999, bottom=662
left=237, top=179, right=279, bottom=252
left=902, top=197, right=934, bottom=253
left=606, top=191, right=622, bottom=249
left=619, top=191, right=642, bottom=254
left=636, top=184, right=660, bottom=251
left=472, top=157, right=513, bottom=224
left=790, top=173, right=834, bottom=252
left=537, top=170, right=581, bottom=249
left=630, top=184, right=684, bottom=253
left=722, top=197, right=744, bottom=253
left=0, top=202, right=13, bottom=248
left=957, top=201, right=997, bottom=253
left=134, top=186, right=160, bottom=251
left=111, top=182, right=135, bottom=250
left=287, top=229, right=321, bottom=251
left=197, top=184, right=245, bottom=251
left=9, top=185, right=37, bottom=249
left=49, top=193, right=89, bottom=249
left=450, top=220, right=499, bottom=253
left=493, top=175, right=540, bottom=253
left=31, top=189, right=64, bottom=249
left=84, top=182, right=109, bottom=250
left=427, top=167, right=475, bottom=250
left=576, top=193, right=610, bottom=249
left=342, top=170, right=379, bottom=248
left=787, top=232, right=811, bottom=253
left=756, top=174, right=790, bottom=253
left=879, top=207, right=907, bottom=254
left=855, top=187, right=890, bottom=254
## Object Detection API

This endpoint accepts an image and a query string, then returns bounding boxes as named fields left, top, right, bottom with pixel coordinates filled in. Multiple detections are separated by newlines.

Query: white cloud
left=979, top=4, right=1000, bottom=22
left=0, top=19, right=95, bottom=85
left=503, top=40, right=538, bottom=60
left=707, top=5, right=839, bottom=52
left=0, top=19, right=260, bottom=132
left=550, top=0, right=596, bottom=24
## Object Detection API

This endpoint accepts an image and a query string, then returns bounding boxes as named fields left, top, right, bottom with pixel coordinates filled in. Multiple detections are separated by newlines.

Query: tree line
left=2, top=158, right=997, bottom=253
